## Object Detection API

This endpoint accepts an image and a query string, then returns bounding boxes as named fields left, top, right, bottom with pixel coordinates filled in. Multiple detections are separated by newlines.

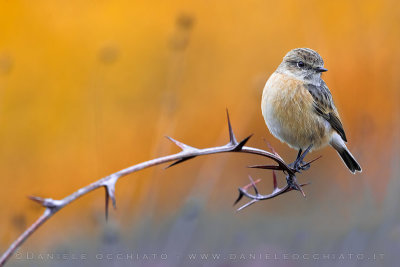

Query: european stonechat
left=262, top=48, right=361, bottom=173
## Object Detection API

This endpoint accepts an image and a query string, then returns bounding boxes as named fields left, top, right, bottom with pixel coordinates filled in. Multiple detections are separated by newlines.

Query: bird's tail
left=336, top=148, right=362, bottom=174
left=330, top=133, right=362, bottom=174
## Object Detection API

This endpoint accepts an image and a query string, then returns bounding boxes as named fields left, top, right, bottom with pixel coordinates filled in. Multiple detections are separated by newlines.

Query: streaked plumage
left=262, top=48, right=361, bottom=173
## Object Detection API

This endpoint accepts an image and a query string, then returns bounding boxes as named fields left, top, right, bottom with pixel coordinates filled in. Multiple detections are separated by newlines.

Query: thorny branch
left=0, top=111, right=320, bottom=266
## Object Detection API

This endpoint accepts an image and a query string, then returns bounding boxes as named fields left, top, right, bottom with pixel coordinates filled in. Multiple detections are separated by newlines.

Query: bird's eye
left=297, top=61, right=305, bottom=68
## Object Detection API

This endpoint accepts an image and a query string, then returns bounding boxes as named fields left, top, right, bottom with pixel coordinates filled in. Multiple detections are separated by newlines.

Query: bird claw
left=289, top=145, right=313, bottom=173
left=289, top=159, right=310, bottom=173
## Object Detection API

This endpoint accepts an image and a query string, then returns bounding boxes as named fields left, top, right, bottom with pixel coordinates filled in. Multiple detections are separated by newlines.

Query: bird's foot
left=289, top=145, right=313, bottom=173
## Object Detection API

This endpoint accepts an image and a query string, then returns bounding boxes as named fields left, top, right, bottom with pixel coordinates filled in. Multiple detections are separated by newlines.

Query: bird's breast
left=261, top=72, right=329, bottom=150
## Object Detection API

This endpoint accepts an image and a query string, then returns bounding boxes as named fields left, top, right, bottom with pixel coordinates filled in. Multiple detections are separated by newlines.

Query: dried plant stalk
left=0, top=111, right=318, bottom=266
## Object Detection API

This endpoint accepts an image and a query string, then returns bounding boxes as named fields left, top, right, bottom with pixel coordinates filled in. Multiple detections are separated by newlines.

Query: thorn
left=272, top=170, right=278, bottom=190
left=299, top=182, right=311, bottom=187
left=294, top=182, right=306, bottom=198
left=242, top=178, right=262, bottom=191
left=264, top=140, right=276, bottom=154
left=226, top=109, right=238, bottom=145
left=264, top=139, right=283, bottom=160
left=28, top=196, right=58, bottom=209
left=248, top=164, right=281, bottom=170
left=299, top=189, right=306, bottom=198
left=234, top=134, right=253, bottom=151
left=299, top=188, right=306, bottom=198
left=234, top=188, right=245, bottom=206
left=234, top=178, right=262, bottom=206
left=237, top=199, right=258, bottom=212
left=165, top=156, right=196, bottom=169
left=28, top=195, right=45, bottom=206
left=301, top=155, right=322, bottom=168
left=107, top=185, right=116, bottom=210
left=104, top=183, right=117, bottom=221
left=165, top=136, right=196, bottom=151
left=248, top=175, right=259, bottom=196
left=105, top=188, right=109, bottom=221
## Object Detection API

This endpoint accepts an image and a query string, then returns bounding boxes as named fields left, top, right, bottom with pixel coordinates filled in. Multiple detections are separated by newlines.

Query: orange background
left=1, top=0, right=399, bottom=266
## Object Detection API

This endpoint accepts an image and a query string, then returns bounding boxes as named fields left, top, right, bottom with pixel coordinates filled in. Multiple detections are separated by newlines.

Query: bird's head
left=278, top=48, right=327, bottom=83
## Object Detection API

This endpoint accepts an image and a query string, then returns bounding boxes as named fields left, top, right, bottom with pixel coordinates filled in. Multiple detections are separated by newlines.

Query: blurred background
left=0, top=0, right=399, bottom=266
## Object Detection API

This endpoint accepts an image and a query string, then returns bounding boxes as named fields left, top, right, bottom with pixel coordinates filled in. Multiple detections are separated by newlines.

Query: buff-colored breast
left=261, top=72, right=332, bottom=150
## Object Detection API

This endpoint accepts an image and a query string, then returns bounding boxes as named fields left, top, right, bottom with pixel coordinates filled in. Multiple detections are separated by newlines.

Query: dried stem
left=0, top=111, right=318, bottom=266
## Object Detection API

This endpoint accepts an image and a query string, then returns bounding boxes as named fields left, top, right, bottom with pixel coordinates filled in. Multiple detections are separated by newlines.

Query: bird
left=261, top=48, right=361, bottom=173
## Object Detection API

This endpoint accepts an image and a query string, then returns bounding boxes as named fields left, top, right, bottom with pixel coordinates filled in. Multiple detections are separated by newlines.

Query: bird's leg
left=296, top=149, right=303, bottom=161
left=289, top=145, right=313, bottom=172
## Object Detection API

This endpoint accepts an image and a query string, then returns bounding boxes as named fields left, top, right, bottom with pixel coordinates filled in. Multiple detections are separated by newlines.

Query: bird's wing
left=306, top=81, right=347, bottom=142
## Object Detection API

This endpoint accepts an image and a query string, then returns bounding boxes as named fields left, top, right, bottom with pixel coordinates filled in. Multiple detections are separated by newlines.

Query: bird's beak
left=315, top=67, right=328, bottom=73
